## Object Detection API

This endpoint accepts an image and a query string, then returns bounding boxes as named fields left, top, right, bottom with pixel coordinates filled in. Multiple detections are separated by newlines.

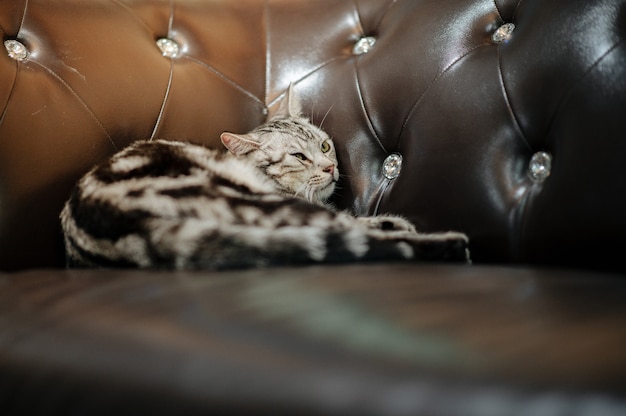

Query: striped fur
left=60, top=88, right=470, bottom=269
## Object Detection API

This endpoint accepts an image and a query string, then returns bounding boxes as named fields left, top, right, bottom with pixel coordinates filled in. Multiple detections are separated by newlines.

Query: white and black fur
left=60, top=87, right=469, bottom=269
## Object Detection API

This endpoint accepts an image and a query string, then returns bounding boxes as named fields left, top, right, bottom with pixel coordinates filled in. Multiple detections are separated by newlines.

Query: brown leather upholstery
left=1, top=0, right=625, bottom=271
left=2, top=1, right=626, bottom=413
left=2, top=265, right=626, bottom=415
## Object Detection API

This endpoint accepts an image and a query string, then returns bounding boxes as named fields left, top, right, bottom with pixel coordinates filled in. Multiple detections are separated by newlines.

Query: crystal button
left=156, top=38, right=181, bottom=58
left=382, top=153, right=402, bottom=180
left=4, top=40, right=29, bottom=61
left=353, top=36, right=377, bottom=55
left=492, top=23, right=515, bottom=44
left=529, top=151, right=552, bottom=182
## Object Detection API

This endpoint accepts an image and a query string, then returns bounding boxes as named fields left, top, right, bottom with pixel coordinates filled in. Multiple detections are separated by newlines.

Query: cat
left=60, top=86, right=470, bottom=270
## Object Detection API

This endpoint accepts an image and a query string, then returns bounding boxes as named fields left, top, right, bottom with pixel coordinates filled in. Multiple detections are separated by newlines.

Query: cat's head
left=220, top=85, right=338, bottom=204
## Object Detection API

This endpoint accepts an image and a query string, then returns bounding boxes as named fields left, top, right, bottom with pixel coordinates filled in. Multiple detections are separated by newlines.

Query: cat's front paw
left=357, top=215, right=417, bottom=233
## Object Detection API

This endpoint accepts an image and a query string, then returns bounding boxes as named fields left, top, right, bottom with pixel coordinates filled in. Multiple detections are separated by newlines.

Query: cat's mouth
left=293, top=176, right=336, bottom=203
left=313, top=179, right=337, bottom=202
left=311, top=175, right=336, bottom=190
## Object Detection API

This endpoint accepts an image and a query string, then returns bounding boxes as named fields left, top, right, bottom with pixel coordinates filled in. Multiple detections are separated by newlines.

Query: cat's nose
left=323, top=164, right=335, bottom=176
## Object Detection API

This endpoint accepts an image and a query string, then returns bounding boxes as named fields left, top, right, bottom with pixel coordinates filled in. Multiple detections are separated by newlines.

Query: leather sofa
left=1, top=0, right=626, bottom=414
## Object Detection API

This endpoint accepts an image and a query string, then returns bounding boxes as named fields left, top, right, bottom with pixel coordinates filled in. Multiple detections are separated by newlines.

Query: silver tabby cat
left=60, top=87, right=469, bottom=269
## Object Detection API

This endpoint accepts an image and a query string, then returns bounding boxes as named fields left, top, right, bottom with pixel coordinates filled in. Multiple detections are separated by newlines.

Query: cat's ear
left=272, top=83, right=303, bottom=120
left=220, top=132, right=261, bottom=156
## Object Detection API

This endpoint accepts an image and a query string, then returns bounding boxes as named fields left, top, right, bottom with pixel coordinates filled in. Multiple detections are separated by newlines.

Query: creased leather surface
left=1, top=0, right=625, bottom=271
left=1, top=266, right=626, bottom=415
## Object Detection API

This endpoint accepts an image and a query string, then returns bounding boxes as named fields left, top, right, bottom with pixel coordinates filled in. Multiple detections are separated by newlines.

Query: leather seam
left=373, top=0, right=399, bottom=34
left=397, top=42, right=491, bottom=146
left=513, top=0, right=524, bottom=21
left=184, top=55, right=264, bottom=108
left=150, top=60, right=174, bottom=141
left=496, top=47, right=531, bottom=151
left=352, top=0, right=366, bottom=36
left=0, top=62, right=19, bottom=129
left=0, top=0, right=27, bottom=132
left=354, top=59, right=386, bottom=153
left=111, top=0, right=159, bottom=37
left=17, top=0, right=29, bottom=34
left=492, top=0, right=503, bottom=21
left=266, top=57, right=342, bottom=110
left=30, top=60, right=117, bottom=151
left=264, top=0, right=270, bottom=108
left=544, top=39, right=623, bottom=144
left=168, top=0, right=175, bottom=34
left=372, top=179, right=391, bottom=216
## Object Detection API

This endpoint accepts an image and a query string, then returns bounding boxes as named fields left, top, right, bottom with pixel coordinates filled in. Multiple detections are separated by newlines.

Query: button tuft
left=492, top=23, right=515, bottom=44
left=4, top=40, right=29, bottom=61
left=382, top=153, right=402, bottom=180
left=353, top=36, right=377, bottom=55
left=529, top=151, right=552, bottom=183
left=156, top=38, right=181, bottom=58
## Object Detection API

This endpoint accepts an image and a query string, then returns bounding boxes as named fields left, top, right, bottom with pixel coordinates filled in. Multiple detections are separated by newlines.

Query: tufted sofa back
left=1, top=0, right=625, bottom=271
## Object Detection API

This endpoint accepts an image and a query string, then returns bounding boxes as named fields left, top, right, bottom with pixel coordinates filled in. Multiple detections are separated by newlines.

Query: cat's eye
left=320, top=141, right=331, bottom=153
left=292, top=152, right=308, bottom=161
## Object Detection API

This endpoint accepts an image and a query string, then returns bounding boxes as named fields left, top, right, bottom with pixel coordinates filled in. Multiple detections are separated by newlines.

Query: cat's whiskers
left=303, top=180, right=322, bottom=203
left=332, top=182, right=344, bottom=191
left=306, top=186, right=315, bottom=202
left=294, top=182, right=309, bottom=200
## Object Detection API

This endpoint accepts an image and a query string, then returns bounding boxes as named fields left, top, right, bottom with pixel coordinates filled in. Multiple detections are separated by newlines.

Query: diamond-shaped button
left=383, top=153, right=402, bottom=180
left=492, top=23, right=515, bottom=44
left=353, top=36, right=377, bottom=55
left=4, top=40, right=29, bottom=61
left=529, top=151, right=552, bottom=182
left=156, top=38, right=181, bottom=58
